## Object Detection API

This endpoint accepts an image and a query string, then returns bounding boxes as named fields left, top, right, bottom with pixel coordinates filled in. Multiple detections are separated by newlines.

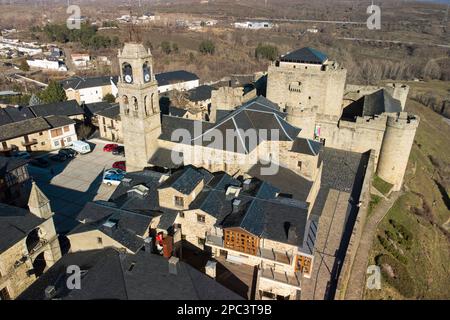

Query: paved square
left=28, top=139, right=125, bottom=234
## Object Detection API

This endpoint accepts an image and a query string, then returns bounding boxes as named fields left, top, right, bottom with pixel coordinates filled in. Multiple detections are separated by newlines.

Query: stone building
left=95, top=104, right=123, bottom=143
left=0, top=183, right=61, bottom=300
left=0, top=156, right=30, bottom=207
left=266, top=47, right=419, bottom=191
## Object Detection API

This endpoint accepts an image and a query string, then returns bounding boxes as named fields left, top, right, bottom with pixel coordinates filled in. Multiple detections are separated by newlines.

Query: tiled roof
left=280, top=47, right=328, bottom=64
left=159, top=165, right=205, bottom=195
left=0, top=156, right=29, bottom=173
left=156, top=70, right=199, bottom=86
left=187, top=84, right=213, bottom=102
left=291, top=138, right=323, bottom=156
left=60, top=76, right=118, bottom=90
left=95, top=103, right=120, bottom=120
left=0, top=117, right=51, bottom=141
left=160, top=96, right=301, bottom=154
left=0, top=203, right=45, bottom=253
left=30, top=100, right=84, bottom=117
left=18, top=248, right=243, bottom=300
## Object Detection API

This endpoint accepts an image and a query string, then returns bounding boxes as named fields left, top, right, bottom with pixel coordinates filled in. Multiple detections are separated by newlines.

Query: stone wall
left=334, top=150, right=375, bottom=300
left=98, top=115, right=123, bottom=143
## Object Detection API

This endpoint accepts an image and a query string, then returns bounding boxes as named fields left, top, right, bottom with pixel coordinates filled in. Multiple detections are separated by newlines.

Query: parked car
left=103, top=144, right=119, bottom=152
left=13, top=151, right=31, bottom=160
left=50, top=153, right=68, bottom=162
left=112, top=146, right=125, bottom=156
left=30, top=157, right=50, bottom=168
left=112, top=161, right=126, bottom=171
left=70, top=141, right=91, bottom=154
left=102, top=173, right=125, bottom=186
left=104, top=168, right=125, bottom=176
left=59, top=148, right=77, bottom=158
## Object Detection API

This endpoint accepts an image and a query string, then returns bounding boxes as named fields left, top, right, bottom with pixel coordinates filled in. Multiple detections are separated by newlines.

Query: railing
left=205, top=233, right=293, bottom=265
left=260, top=267, right=301, bottom=289
left=22, top=139, right=38, bottom=146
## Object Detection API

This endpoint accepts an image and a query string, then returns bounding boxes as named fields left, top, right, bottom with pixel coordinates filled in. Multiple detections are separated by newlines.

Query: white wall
left=48, top=124, right=78, bottom=150
left=158, top=79, right=199, bottom=93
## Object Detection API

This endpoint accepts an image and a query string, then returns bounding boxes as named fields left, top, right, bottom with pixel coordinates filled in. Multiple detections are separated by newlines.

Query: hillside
left=365, top=81, right=450, bottom=300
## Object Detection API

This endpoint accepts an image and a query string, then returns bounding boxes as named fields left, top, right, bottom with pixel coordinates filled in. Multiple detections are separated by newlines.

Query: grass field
left=365, top=82, right=450, bottom=300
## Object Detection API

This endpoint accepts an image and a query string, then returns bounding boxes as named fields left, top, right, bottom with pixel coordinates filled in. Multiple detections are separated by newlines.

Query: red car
left=112, top=161, right=126, bottom=171
left=103, top=144, right=119, bottom=152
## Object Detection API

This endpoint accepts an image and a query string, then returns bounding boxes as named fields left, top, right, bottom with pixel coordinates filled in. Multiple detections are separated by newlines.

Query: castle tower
left=267, top=47, right=347, bottom=120
left=376, top=112, right=420, bottom=191
left=28, top=181, right=52, bottom=219
left=385, top=83, right=410, bottom=111
left=285, top=105, right=317, bottom=139
left=118, top=43, right=161, bottom=172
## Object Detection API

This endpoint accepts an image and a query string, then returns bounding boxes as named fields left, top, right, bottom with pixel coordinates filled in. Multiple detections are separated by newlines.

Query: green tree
left=172, top=42, right=179, bottom=54
left=161, top=41, right=172, bottom=54
left=255, top=43, right=278, bottom=61
left=38, top=81, right=67, bottom=104
left=103, top=93, right=116, bottom=103
left=199, top=40, right=215, bottom=55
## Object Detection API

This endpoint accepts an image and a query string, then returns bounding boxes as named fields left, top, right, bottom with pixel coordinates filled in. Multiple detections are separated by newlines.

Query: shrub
left=255, top=43, right=278, bottom=61
left=199, top=40, right=215, bottom=55
left=375, top=254, right=415, bottom=298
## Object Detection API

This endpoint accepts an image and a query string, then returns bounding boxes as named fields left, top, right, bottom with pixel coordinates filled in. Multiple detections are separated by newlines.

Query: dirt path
left=344, top=191, right=401, bottom=300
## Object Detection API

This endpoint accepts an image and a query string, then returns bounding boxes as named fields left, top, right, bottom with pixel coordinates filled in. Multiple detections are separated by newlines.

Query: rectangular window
left=97, top=237, right=103, bottom=245
left=41, top=142, right=45, bottom=146
left=66, top=136, right=72, bottom=143
left=181, top=234, right=186, bottom=241
left=102, top=117, right=106, bottom=125
left=51, top=128, right=63, bottom=138
left=39, top=132, right=43, bottom=136
left=174, top=196, right=184, bottom=208
left=297, top=161, right=302, bottom=170
left=197, top=214, right=206, bottom=224
left=179, top=212, right=185, bottom=218
left=63, top=126, right=70, bottom=132
left=54, top=140, right=60, bottom=147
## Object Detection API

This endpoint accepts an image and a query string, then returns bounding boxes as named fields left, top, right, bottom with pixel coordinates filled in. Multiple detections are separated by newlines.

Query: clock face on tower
left=122, top=63, right=133, bottom=84
left=143, top=63, right=151, bottom=83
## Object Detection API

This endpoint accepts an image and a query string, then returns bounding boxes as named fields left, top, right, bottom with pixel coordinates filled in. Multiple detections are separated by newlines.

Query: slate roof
left=70, top=202, right=153, bottom=253
left=168, top=106, right=188, bottom=118
left=291, top=137, right=323, bottom=156
left=342, top=89, right=403, bottom=120
left=60, top=76, right=118, bottom=90
left=0, top=156, right=29, bottom=173
left=19, top=248, right=243, bottom=300
left=44, top=115, right=75, bottom=128
left=0, top=117, right=51, bottom=141
left=0, top=203, right=44, bottom=253
left=0, top=106, right=36, bottom=124
left=156, top=70, right=199, bottom=86
left=159, top=165, right=206, bottom=195
left=187, top=84, right=213, bottom=102
left=148, top=147, right=184, bottom=169
left=280, top=47, right=328, bottom=65
left=30, top=100, right=84, bottom=117
left=159, top=96, right=301, bottom=154
left=95, top=103, right=120, bottom=120
left=84, top=101, right=115, bottom=116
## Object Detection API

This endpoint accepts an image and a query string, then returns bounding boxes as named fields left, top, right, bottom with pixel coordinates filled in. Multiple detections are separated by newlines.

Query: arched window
left=26, top=228, right=41, bottom=253
left=144, top=96, right=149, bottom=116
left=122, top=63, right=133, bottom=84
left=132, top=96, right=138, bottom=111
left=151, top=93, right=156, bottom=113
left=143, top=62, right=151, bottom=83
left=122, top=95, right=129, bottom=115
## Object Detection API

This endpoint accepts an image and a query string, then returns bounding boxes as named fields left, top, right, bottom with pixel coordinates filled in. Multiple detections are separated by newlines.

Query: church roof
left=159, top=96, right=301, bottom=154
left=120, top=43, right=151, bottom=59
left=280, top=47, right=328, bottom=65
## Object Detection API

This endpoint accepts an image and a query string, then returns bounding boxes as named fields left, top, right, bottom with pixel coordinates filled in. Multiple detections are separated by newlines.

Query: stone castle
left=118, top=44, right=419, bottom=193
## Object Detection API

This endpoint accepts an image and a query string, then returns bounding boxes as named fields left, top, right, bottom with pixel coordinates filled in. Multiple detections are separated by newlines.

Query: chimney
left=144, top=237, right=153, bottom=254
left=243, top=179, right=251, bottom=191
left=168, top=256, right=179, bottom=275
left=44, top=286, right=57, bottom=300
left=205, top=260, right=217, bottom=279
left=232, top=199, right=241, bottom=213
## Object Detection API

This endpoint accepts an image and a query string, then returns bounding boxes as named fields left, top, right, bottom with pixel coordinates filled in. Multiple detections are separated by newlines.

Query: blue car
left=102, top=172, right=125, bottom=186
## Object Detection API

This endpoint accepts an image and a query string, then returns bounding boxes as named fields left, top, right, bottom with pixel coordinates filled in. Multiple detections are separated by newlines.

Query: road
left=338, top=37, right=450, bottom=49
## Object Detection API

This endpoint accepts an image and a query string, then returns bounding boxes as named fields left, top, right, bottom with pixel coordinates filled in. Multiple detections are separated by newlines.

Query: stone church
left=118, top=43, right=419, bottom=193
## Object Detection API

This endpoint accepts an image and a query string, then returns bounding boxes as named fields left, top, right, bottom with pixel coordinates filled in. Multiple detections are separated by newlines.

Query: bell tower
left=118, top=43, right=161, bottom=172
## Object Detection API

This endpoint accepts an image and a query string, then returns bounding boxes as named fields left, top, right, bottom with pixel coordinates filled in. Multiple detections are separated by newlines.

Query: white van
left=69, top=140, right=91, bottom=154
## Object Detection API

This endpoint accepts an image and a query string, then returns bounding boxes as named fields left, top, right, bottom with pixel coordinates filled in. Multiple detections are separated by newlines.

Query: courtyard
left=28, top=139, right=125, bottom=234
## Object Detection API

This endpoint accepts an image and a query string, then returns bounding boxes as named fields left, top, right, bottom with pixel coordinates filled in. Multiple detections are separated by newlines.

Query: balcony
left=205, top=233, right=293, bottom=265
left=22, top=139, right=38, bottom=147
left=260, top=267, right=301, bottom=289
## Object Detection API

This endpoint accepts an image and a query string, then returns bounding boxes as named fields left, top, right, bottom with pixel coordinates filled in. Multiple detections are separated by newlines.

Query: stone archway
left=32, top=252, right=47, bottom=277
